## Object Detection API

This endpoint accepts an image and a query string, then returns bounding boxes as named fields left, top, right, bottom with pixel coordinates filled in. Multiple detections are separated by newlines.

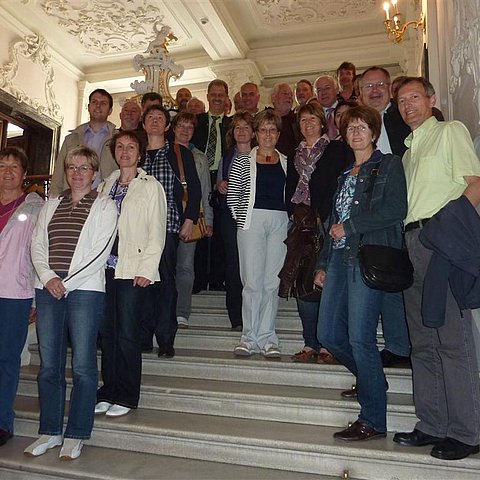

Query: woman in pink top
left=0, top=147, right=43, bottom=447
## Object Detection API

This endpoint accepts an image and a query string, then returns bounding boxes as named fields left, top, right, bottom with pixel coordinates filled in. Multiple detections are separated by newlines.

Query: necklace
left=0, top=195, right=23, bottom=219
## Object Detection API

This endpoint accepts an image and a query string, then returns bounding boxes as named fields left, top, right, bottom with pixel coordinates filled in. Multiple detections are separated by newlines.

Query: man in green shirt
left=393, top=77, right=480, bottom=461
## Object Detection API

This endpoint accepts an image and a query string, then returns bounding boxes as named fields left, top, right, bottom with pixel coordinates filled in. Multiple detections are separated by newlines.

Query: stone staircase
left=2, top=292, right=480, bottom=479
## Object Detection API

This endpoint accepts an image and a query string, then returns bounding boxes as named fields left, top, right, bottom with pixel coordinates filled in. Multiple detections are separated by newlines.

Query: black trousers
left=217, top=208, right=243, bottom=327
left=194, top=171, right=226, bottom=290
left=141, top=232, right=179, bottom=349
left=98, top=269, right=146, bottom=408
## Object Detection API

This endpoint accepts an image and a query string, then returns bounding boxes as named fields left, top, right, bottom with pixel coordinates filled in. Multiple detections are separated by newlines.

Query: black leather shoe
left=431, top=437, right=480, bottom=460
left=393, top=429, right=444, bottom=447
left=0, top=428, right=13, bottom=446
left=341, top=385, right=357, bottom=398
left=341, top=380, right=389, bottom=399
left=334, top=420, right=386, bottom=441
left=158, top=345, right=175, bottom=358
left=381, top=349, right=411, bottom=368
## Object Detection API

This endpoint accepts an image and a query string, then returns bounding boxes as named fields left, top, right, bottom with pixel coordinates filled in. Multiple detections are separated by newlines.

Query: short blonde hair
left=65, top=146, right=100, bottom=172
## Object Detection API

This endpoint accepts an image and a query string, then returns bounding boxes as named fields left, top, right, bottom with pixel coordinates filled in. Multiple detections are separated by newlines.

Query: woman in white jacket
left=25, top=146, right=117, bottom=460
left=95, top=130, right=166, bottom=418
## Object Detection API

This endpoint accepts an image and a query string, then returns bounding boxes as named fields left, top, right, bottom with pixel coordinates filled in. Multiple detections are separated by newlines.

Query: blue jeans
left=317, top=249, right=387, bottom=432
left=36, top=288, right=103, bottom=440
left=296, top=298, right=320, bottom=351
left=0, top=298, right=31, bottom=433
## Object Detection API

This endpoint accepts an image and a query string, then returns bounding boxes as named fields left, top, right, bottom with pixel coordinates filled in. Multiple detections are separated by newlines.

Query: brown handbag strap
left=174, top=143, right=186, bottom=185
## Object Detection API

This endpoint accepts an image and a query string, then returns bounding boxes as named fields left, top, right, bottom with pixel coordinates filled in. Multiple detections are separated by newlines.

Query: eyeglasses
left=363, top=81, right=390, bottom=91
left=346, top=125, right=369, bottom=133
left=66, top=165, right=93, bottom=174
left=257, top=127, right=278, bottom=135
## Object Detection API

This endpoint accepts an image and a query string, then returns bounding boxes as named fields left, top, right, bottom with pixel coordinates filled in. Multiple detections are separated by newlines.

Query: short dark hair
left=336, top=62, right=356, bottom=77
left=89, top=88, right=113, bottom=109
left=396, top=76, right=436, bottom=98
left=340, top=105, right=382, bottom=149
left=226, top=111, right=255, bottom=150
left=171, top=111, right=198, bottom=130
left=142, top=104, right=171, bottom=129
left=360, top=66, right=391, bottom=87
left=253, top=109, right=282, bottom=132
left=0, top=146, right=28, bottom=171
left=295, top=79, right=313, bottom=90
left=334, top=100, right=358, bottom=115
left=297, top=102, right=327, bottom=136
left=109, top=130, right=146, bottom=167
left=207, top=79, right=229, bottom=95
left=141, top=92, right=163, bottom=107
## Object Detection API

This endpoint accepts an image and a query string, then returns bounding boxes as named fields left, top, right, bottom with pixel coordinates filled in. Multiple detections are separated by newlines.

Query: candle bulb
left=392, top=0, right=399, bottom=14
left=383, top=2, right=390, bottom=20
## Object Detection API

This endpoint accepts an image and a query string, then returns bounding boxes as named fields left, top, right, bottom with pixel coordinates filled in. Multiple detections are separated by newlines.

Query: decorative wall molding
left=253, top=0, right=376, bottom=26
left=449, top=0, right=480, bottom=125
left=41, top=0, right=168, bottom=54
left=0, top=33, right=63, bottom=122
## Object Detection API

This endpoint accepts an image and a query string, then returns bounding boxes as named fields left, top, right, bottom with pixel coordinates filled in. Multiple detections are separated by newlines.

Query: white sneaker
left=263, top=344, right=281, bottom=358
left=59, top=438, right=83, bottom=460
left=177, top=316, right=189, bottom=329
left=95, top=401, right=113, bottom=414
left=24, top=435, right=62, bottom=457
left=234, top=342, right=253, bottom=356
left=105, top=404, right=131, bottom=417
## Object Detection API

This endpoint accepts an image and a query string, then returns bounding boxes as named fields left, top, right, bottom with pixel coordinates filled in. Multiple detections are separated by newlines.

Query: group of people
left=1, top=60, right=479, bottom=464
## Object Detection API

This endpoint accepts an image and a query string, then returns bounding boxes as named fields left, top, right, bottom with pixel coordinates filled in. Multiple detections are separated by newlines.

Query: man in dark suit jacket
left=191, top=79, right=232, bottom=293
left=359, top=66, right=412, bottom=368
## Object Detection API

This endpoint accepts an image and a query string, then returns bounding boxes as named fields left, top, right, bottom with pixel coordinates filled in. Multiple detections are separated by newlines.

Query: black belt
left=405, top=218, right=431, bottom=233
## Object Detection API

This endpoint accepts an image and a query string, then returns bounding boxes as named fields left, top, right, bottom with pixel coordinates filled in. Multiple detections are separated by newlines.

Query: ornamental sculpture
left=131, top=23, right=184, bottom=109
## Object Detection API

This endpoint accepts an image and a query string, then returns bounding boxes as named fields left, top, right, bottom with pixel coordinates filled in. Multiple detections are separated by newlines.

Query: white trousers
left=237, top=209, right=288, bottom=351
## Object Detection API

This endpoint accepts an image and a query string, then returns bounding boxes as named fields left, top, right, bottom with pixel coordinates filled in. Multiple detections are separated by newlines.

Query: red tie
left=326, top=108, right=338, bottom=140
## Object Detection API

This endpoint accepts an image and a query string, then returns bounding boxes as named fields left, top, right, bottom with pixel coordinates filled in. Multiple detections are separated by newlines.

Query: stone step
left=28, top=347, right=409, bottom=393
left=12, top=397, right=480, bottom=480
left=174, top=326, right=305, bottom=353
left=0, top=436, right=325, bottom=480
left=191, top=291, right=299, bottom=313
left=188, top=311, right=303, bottom=331
left=18, top=364, right=416, bottom=432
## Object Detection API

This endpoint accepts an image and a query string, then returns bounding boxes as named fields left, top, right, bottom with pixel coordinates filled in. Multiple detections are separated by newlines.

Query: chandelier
left=383, top=0, right=425, bottom=43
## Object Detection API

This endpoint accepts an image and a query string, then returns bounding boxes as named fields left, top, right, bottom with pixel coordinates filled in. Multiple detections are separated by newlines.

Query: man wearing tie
left=191, top=79, right=232, bottom=292
left=314, top=75, right=339, bottom=140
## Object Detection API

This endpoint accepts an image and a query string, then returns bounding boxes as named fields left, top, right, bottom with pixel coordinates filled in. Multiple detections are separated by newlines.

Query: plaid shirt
left=144, top=142, right=180, bottom=233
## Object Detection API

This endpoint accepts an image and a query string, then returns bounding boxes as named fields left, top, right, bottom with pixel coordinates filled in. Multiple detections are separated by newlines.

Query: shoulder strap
left=174, top=143, right=186, bottom=185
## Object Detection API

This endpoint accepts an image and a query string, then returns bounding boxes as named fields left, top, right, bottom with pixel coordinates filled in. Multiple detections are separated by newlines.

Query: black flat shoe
left=393, top=428, right=444, bottom=447
left=0, top=428, right=13, bottom=446
left=431, top=437, right=480, bottom=460
left=381, top=349, right=411, bottom=368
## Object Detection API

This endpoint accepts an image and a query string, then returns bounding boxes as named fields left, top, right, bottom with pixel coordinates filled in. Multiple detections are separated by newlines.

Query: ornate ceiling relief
left=41, top=0, right=166, bottom=54
left=0, top=34, right=63, bottom=122
left=449, top=0, right=480, bottom=123
left=254, top=0, right=376, bottom=25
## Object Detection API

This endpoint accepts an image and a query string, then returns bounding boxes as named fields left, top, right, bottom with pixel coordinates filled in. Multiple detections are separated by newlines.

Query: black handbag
left=357, top=164, right=413, bottom=292
left=294, top=232, right=323, bottom=302
left=358, top=244, right=413, bottom=292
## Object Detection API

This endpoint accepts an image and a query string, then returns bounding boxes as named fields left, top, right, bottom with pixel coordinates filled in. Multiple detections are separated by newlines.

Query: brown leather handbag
left=174, top=143, right=207, bottom=243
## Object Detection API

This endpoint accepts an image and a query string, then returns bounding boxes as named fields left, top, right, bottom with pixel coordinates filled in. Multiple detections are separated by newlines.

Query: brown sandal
left=291, top=349, right=318, bottom=363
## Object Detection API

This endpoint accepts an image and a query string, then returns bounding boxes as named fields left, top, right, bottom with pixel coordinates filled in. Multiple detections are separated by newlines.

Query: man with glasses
left=357, top=66, right=412, bottom=369
left=50, top=88, right=117, bottom=196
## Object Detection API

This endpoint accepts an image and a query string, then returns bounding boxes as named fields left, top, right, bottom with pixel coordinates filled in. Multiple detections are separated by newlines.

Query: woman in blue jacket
left=314, top=106, right=407, bottom=441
